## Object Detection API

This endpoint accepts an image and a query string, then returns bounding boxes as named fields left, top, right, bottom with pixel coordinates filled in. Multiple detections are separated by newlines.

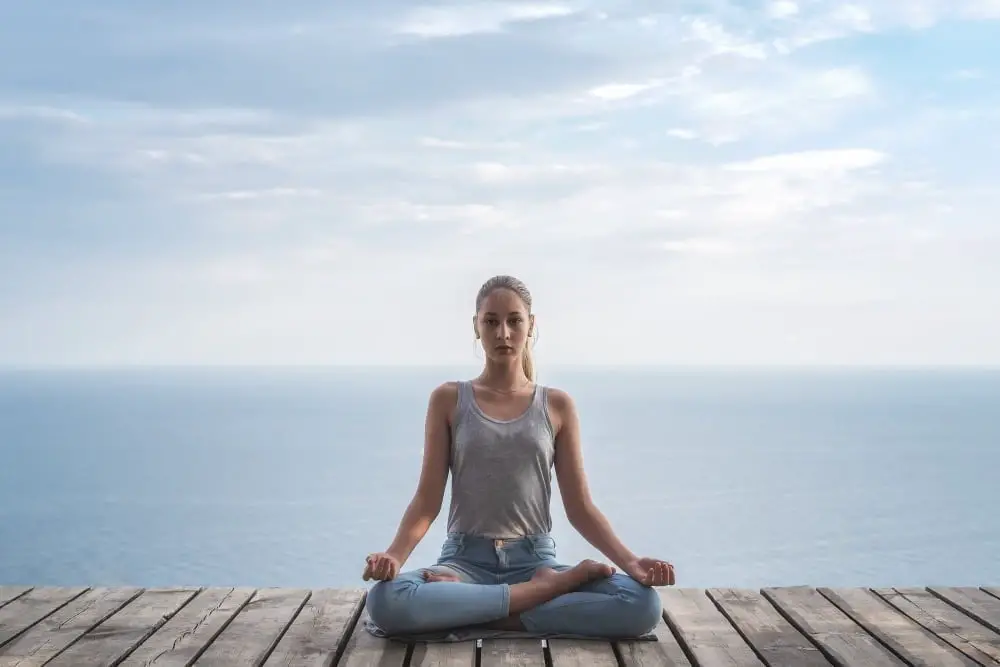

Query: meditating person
left=362, top=275, right=675, bottom=638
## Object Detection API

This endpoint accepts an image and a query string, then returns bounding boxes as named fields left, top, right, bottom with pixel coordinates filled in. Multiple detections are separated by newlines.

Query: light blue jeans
left=365, top=533, right=662, bottom=638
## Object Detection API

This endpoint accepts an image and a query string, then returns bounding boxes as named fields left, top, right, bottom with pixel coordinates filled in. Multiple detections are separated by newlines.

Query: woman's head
left=473, top=275, right=536, bottom=382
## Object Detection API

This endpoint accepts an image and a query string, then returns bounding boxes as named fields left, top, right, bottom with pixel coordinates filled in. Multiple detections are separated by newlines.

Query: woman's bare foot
left=566, top=559, right=616, bottom=584
left=532, top=560, right=614, bottom=585
left=422, top=570, right=462, bottom=583
left=507, top=560, right=615, bottom=615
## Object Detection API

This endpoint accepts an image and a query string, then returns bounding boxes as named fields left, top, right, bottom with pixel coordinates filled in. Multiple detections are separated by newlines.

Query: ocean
left=1, top=366, right=997, bottom=590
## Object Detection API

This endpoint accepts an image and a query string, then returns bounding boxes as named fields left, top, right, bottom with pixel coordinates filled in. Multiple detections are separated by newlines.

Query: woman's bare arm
left=383, top=382, right=455, bottom=565
left=550, top=389, right=638, bottom=571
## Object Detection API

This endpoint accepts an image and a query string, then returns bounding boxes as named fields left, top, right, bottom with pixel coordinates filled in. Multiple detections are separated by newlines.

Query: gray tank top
left=446, top=381, right=556, bottom=538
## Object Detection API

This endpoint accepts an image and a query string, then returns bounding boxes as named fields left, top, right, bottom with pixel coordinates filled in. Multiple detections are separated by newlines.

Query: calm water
left=1, top=366, right=997, bottom=590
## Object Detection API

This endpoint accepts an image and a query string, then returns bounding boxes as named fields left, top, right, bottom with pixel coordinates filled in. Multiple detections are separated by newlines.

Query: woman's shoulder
left=541, top=385, right=577, bottom=420
left=426, top=381, right=463, bottom=414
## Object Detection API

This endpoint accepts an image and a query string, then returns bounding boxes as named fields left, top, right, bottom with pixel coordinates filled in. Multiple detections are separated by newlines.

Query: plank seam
left=183, top=587, right=260, bottom=667
left=328, top=590, right=367, bottom=667
left=0, top=587, right=34, bottom=611
left=871, top=587, right=995, bottom=667
left=759, top=587, right=849, bottom=667
left=609, top=640, right=625, bottom=667
left=402, top=640, right=416, bottom=667
left=816, top=587, right=922, bottom=667
left=253, top=589, right=314, bottom=667
left=0, top=587, right=92, bottom=651
left=980, top=588, right=1000, bottom=604
left=927, top=588, right=1000, bottom=635
left=703, top=588, right=776, bottom=667
left=658, top=606, right=704, bottom=667
left=43, top=587, right=147, bottom=666
left=107, top=587, right=205, bottom=667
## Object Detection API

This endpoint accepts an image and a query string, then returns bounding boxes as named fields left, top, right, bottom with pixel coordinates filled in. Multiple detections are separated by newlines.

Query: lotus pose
left=362, top=275, right=675, bottom=638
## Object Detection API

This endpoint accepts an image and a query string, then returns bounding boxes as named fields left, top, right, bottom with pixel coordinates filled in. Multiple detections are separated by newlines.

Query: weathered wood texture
left=1, top=585, right=998, bottom=666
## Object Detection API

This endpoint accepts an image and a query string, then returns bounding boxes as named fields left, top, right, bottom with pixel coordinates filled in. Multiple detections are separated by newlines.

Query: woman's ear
left=472, top=314, right=480, bottom=339
left=528, top=314, right=536, bottom=337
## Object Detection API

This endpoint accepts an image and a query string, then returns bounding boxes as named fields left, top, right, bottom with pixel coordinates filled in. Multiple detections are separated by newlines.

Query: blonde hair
left=475, top=275, right=536, bottom=382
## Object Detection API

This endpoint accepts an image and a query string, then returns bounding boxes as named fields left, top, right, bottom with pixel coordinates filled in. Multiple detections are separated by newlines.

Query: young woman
left=362, top=275, right=675, bottom=638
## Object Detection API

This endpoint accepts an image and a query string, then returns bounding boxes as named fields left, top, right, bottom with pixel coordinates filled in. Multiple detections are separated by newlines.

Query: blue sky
left=2, top=0, right=998, bottom=366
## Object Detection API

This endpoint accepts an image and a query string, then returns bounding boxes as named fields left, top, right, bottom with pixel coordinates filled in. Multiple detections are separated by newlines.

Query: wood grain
left=707, top=587, right=831, bottom=666
left=192, top=588, right=309, bottom=666
left=0, top=587, right=143, bottom=667
left=118, top=587, right=256, bottom=667
left=660, top=588, right=764, bottom=667
left=262, top=589, right=366, bottom=667
left=762, top=586, right=905, bottom=667
left=45, top=587, right=199, bottom=667
left=0, top=587, right=89, bottom=649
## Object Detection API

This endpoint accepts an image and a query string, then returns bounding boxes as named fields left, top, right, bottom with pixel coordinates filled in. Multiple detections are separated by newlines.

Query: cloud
left=724, top=149, right=886, bottom=173
left=767, top=1, right=800, bottom=19
left=2, top=0, right=999, bottom=366
left=393, top=2, right=580, bottom=38
left=588, top=81, right=663, bottom=101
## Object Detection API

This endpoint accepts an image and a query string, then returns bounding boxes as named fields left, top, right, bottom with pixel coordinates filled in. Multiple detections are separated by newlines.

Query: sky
left=1, top=0, right=998, bottom=367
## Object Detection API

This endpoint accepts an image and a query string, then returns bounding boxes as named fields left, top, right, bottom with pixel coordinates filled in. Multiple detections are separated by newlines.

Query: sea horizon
left=2, top=364, right=998, bottom=590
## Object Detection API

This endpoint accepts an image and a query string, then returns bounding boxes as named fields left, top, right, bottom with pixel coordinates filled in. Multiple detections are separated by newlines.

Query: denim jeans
left=365, top=532, right=662, bottom=638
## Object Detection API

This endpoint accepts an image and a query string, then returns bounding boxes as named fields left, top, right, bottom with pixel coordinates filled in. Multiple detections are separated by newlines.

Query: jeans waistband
left=445, top=531, right=554, bottom=546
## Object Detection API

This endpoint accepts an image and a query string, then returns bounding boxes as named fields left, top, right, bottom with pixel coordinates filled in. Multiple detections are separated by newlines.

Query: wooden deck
left=1, top=585, right=999, bottom=666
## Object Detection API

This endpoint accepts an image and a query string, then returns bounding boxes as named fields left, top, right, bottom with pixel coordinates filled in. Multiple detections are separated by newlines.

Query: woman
left=362, top=275, right=675, bottom=638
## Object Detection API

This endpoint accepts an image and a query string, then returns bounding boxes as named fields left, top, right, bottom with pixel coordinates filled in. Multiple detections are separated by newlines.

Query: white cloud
left=3, top=0, right=1000, bottom=366
left=393, top=2, right=578, bottom=38
left=588, top=81, right=663, bottom=101
left=667, top=128, right=699, bottom=140
left=685, top=17, right=769, bottom=60
left=724, top=149, right=886, bottom=173
left=767, top=1, right=800, bottom=19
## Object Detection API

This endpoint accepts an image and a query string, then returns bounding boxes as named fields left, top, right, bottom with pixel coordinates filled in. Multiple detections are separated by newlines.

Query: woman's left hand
left=625, top=557, right=675, bottom=587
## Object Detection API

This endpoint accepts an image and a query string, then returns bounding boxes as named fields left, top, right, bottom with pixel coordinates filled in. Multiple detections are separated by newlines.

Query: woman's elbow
left=565, top=500, right=597, bottom=527
left=410, top=493, right=442, bottom=522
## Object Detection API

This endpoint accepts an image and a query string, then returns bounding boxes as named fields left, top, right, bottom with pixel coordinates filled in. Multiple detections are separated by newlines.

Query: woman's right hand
left=363, top=552, right=401, bottom=581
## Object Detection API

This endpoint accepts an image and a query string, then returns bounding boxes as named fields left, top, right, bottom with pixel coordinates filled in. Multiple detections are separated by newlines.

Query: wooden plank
left=874, top=588, right=1000, bottom=666
left=262, top=589, right=365, bottom=667
left=0, top=587, right=143, bottom=667
left=617, top=614, right=693, bottom=667
left=762, top=586, right=906, bottom=667
left=820, top=587, right=977, bottom=667
left=0, top=587, right=89, bottom=648
left=335, top=611, right=408, bottom=667
left=660, top=588, right=764, bottom=667
left=707, top=588, right=831, bottom=666
left=545, top=639, right=617, bottom=667
left=0, top=589, right=32, bottom=610
left=192, top=588, right=309, bottom=666
left=119, top=587, right=256, bottom=667
left=408, top=641, right=476, bottom=667
left=480, top=639, right=545, bottom=667
left=45, top=588, right=199, bottom=666
left=930, top=588, right=1000, bottom=635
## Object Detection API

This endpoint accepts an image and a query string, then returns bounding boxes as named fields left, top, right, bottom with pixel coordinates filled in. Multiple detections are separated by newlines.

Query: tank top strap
left=532, top=383, right=554, bottom=437
left=455, top=380, right=473, bottom=416
left=532, top=383, right=547, bottom=410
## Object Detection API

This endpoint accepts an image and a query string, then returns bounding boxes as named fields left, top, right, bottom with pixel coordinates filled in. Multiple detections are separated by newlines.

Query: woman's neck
left=478, top=360, right=530, bottom=391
